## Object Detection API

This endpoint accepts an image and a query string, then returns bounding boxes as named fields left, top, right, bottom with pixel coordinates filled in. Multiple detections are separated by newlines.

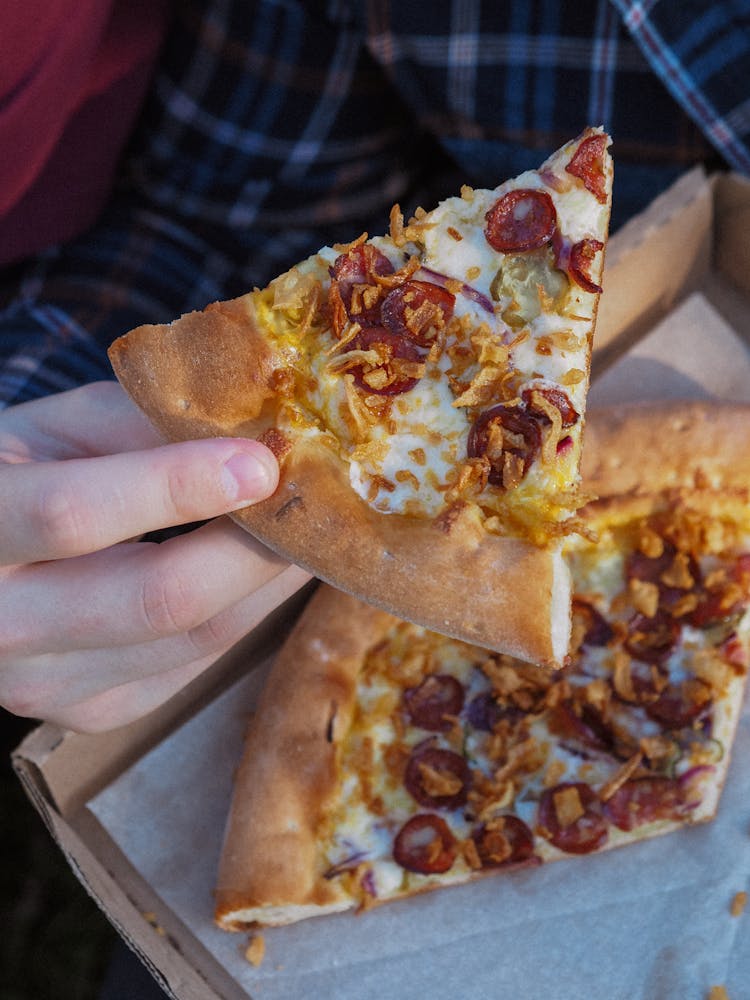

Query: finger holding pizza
left=0, top=381, right=309, bottom=732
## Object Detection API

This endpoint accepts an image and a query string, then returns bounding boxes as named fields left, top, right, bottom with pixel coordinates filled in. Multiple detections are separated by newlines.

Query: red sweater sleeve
left=0, top=0, right=170, bottom=265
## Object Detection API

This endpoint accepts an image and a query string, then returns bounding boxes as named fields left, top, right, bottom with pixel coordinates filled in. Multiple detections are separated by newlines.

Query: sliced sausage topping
left=537, top=782, right=608, bottom=854
left=350, top=327, right=423, bottom=396
left=484, top=189, right=557, bottom=253
left=471, top=815, right=535, bottom=867
left=467, top=404, right=542, bottom=488
left=569, top=239, right=604, bottom=294
left=404, top=746, right=471, bottom=810
left=331, top=243, right=395, bottom=321
left=565, top=133, right=609, bottom=204
left=403, top=674, right=465, bottom=732
left=603, top=776, right=686, bottom=831
left=522, top=385, right=579, bottom=428
left=624, top=611, right=680, bottom=666
left=381, top=280, right=455, bottom=347
left=393, top=814, right=457, bottom=874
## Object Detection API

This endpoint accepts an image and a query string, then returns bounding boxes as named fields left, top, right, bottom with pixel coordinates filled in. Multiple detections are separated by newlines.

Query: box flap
left=594, top=167, right=713, bottom=372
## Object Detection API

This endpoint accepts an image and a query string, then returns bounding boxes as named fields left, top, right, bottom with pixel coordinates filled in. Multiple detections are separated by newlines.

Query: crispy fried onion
left=270, top=268, right=324, bottom=336
left=389, top=205, right=436, bottom=247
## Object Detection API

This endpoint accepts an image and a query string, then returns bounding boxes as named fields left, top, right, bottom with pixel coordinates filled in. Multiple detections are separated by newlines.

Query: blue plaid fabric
left=1, top=0, right=748, bottom=407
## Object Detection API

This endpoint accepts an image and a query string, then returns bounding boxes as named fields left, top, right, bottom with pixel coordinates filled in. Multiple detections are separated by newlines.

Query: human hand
left=0, top=381, right=310, bottom=732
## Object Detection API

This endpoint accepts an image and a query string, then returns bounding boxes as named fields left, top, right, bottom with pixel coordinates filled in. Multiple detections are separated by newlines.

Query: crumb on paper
left=709, top=987, right=730, bottom=1000
left=141, top=910, right=166, bottom=937
left=730, top=891, right=748, bottom=917
left=245, top=934, right=265, bottom=967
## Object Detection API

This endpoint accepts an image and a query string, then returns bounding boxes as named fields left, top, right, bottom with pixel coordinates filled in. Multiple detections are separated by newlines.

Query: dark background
left=1, top=710, right=117, bottom=1000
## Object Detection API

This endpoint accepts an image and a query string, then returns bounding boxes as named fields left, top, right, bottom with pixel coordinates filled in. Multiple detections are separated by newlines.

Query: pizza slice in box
left=214, top=402, right=750, bottom=930
left=109, top=128, right=613, bottom=667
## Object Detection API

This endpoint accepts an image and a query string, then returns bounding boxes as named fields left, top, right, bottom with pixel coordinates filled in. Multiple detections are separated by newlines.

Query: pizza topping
left=522, top=385, right=579, bottom=428
left=381, top=280, right=455, bottom=347
left=626, top=538, right=702, bottom=618
left=491, top=246, right=570, bottom=327
left=403, top=674, right=465, bottom=732
left=568, top=239, right=604, bottom=294
left=547, top=698, right=614, bottom=753
left=405, top=746, right=471, bottom=810
left=538, top=782, right=608, bottom=854
left=624, top=611, right=681, bottom=665
left=565, top=132, right=609, bottom=204
left=602, top=775, right=691, bottom=831
left=484, top=189, right=558, bottom=254
left=691, top=556, right=750, bottom=627
left=465, top=691, right=521, bottom=732
left=572, top=598, right=614, bottom=648
left=331, top=243, right=395, bottom=321
left=644, top=679, right=712, bottom=730
left=346, top=327, right=424, bottom=396
left=598, top=752, right=644, bottom=802
left=393, top=814, right=457, bottom=874
left=471, top=815, right=535, bottom=868
left=467, top=404, right=542, bottom=488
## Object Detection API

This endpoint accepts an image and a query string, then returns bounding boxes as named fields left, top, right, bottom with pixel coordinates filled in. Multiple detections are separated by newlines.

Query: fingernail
left=221, top=450, right=276, bottom=504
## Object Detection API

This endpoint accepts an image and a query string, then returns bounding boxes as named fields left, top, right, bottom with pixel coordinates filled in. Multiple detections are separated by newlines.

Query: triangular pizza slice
left=109, top=128, right=613, bottom=666
left=214, top=402, right=750, bottom=930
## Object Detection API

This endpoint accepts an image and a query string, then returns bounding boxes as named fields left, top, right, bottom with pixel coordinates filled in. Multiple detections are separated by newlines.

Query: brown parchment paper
left=90, top=292, right=750, bottom=1000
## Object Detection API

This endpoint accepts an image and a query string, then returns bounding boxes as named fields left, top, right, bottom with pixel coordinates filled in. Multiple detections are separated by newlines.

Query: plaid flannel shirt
left=1, top=0, right=748, bottom=407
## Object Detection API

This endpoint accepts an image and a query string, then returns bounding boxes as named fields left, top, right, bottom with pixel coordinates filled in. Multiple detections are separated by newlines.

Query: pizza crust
left=581, top=400, right=750, bottom=497
left=214, top=587, right=395, bottom=928
left=109, top=301, right=572, bottom=667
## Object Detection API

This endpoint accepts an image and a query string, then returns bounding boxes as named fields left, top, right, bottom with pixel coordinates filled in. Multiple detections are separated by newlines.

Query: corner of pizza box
left=592, top=166, right=750, bottom=378
left=10, top=582, right=315, bottom=1000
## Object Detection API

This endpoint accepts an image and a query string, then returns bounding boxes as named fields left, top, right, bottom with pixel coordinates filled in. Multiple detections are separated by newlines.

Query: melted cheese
left=319, top=507, right=750, bottom=899
left=259, top=129, right=612, bottom=537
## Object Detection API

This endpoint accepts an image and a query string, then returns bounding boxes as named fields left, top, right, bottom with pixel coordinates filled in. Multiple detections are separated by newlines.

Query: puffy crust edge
left=581, top=400, right=750, bottom=498
left=214, top=586, right=396, bottom=928
left=109, top=299, right=571, bottom=667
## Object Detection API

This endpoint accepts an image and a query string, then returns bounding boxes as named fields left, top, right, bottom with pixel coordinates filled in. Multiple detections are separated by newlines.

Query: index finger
left=0, top=437, right=278, bottom=566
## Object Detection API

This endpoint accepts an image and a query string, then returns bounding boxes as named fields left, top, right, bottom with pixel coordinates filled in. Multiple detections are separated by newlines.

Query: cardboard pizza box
left=12, top=167, right=750, bottom=1000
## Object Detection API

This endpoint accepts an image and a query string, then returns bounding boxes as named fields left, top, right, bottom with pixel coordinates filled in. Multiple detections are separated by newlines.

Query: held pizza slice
left=109, top=128, right=613, bottom=667
left=214, top=404, right=750, bottom=930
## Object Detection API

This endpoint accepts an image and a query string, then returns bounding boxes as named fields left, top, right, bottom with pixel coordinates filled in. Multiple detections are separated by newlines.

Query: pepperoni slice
left=626, top=540, right=701, bottom=617
left=537, top=782, right=608, bottom=854
left=565, top=133, right=609, bottom=204
left=569, top=239, right=604, bottom=294
left=644, top=681, right=711, bottom=730
left=403, top=674, right=465, bottom=732
left=546, top=699, right=614, bottom=753
left=350, top=326, right=423, bottom=396
left=381, top=280, right=455, bottom=347
left=484, top=189, right=557, bottom=254
left=603, top=776, right=686, bottom=831
left=331, top=243, right=395, bottom=321
left=465, top=692, right=522, bottom=732
left=467, top=404, right=542, bottom=487
left=471, top=815, right=535, bottom=868
left=522, top=385, right=579, bottom=428
left=624, top=611, right=680, bottom=666
left=690, top=555, right=750, bottom=627
left=572, top=598, right=614, bottom=647
left=392, top=814, right=457, bottom=874
left=404, top=746, right=471, bottom=810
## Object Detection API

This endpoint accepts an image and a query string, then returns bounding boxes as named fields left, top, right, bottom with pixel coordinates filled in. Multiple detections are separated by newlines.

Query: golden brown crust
left=109, top=301, right=571, bottom=667
left=108, top=295, right=279, bottom=434
left=581, top=400, right=750, bottom=498
left=214, top=586, right=396, bottom=927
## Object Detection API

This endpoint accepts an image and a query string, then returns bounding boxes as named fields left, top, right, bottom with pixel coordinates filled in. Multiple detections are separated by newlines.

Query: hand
left=0, top=381, right=310, bottom=732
